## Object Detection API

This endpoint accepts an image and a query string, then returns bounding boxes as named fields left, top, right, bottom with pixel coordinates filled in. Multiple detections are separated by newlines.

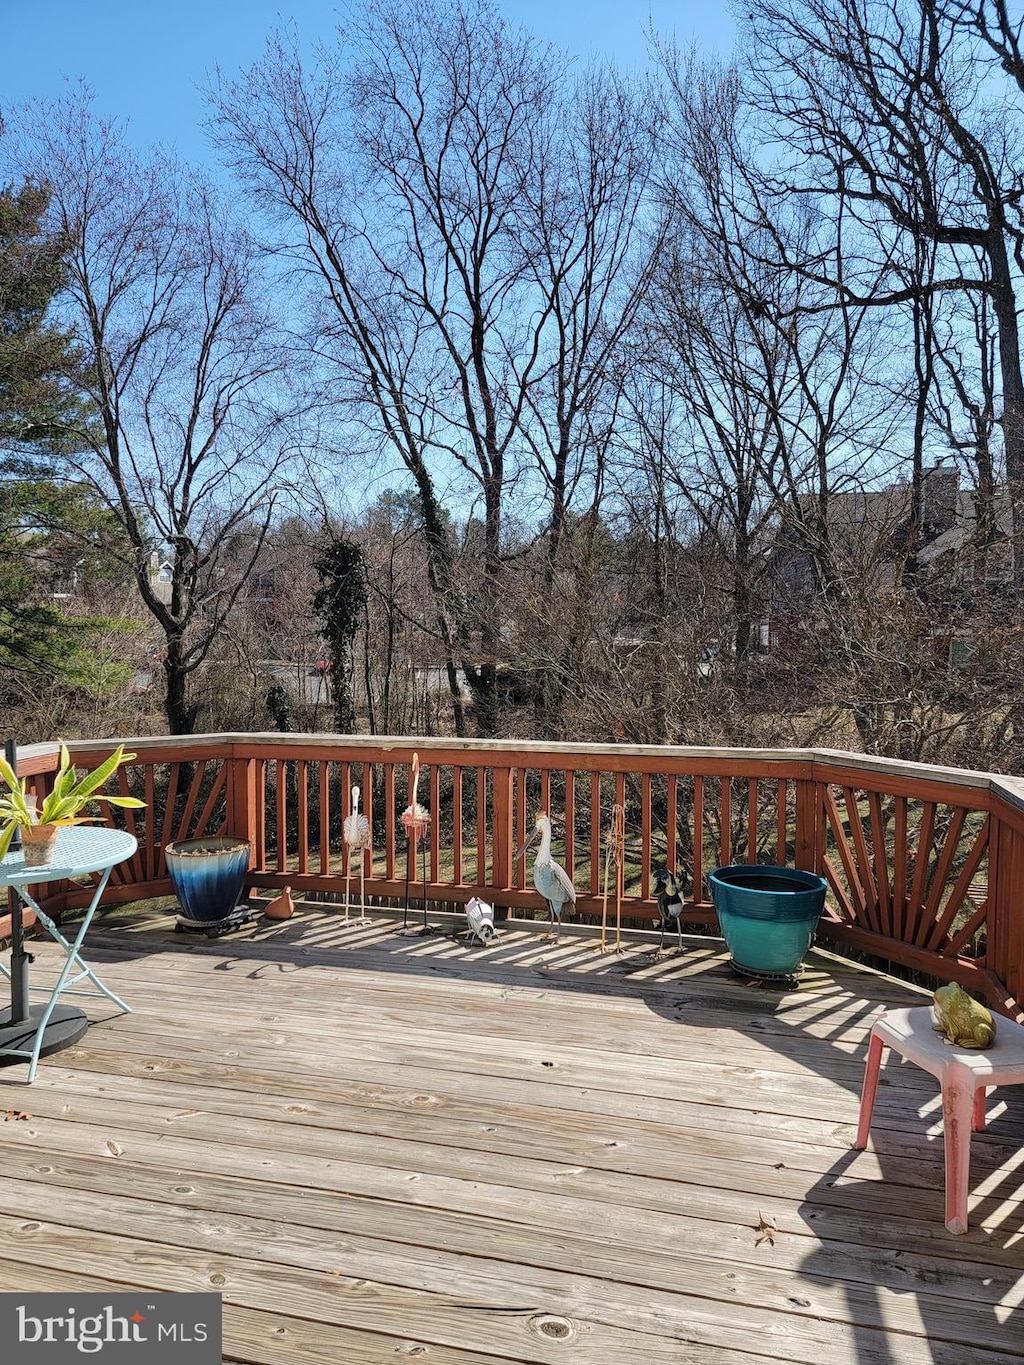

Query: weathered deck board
left=1, top=910, right=1022, bottom=1363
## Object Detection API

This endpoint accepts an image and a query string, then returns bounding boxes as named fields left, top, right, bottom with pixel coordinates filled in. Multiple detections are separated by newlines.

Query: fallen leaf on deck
left=754, top=1210, right=778, bottom=1247
left=4, top=1110, right=31, bottom=1121
left=105, top=1140, right=123, bottom=1157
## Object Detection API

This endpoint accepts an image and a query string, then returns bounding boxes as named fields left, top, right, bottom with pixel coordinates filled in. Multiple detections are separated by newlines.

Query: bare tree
left=209, top=0, right=654, bottom=737
left=743, top=0, right=1024, bottom=582
left=9, top=92, right=294, bottom=733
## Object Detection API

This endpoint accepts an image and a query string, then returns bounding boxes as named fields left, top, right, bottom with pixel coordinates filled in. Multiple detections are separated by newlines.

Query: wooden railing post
left=794, top=777, right=821, bottom=874
left=987, top=800, right=1024, bottom=1018
left=227, top=749, right=258, bottom=870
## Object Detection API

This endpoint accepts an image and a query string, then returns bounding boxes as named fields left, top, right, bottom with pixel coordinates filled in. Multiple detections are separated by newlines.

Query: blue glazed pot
left=165, top=837, right=250, bottom=923
left=709, top=864, right=827, bottom=975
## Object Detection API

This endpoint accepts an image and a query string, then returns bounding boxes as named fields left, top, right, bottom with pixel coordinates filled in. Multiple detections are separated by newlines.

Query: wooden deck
left=0, top=905, right=1022, bottom=1364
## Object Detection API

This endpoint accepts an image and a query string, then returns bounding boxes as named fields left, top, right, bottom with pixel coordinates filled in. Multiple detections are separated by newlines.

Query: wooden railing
left=15, top=734, right=1024, bottom=1018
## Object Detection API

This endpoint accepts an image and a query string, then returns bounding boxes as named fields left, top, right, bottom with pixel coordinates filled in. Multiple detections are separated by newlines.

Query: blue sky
left=0, top=1, right=737, bottom=165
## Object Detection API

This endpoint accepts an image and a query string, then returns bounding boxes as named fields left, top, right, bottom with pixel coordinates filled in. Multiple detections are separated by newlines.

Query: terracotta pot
left=21, top=823, right=60, bottom=867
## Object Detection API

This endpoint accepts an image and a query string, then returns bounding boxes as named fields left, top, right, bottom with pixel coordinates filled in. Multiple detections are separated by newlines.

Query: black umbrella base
left=0, top=1003, right=88, bottom=1063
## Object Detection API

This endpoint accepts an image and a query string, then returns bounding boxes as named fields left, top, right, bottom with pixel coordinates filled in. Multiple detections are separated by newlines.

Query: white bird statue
left=515, top=810, right=576, bottom=941
left=399, top=752, right=437, bottom=934
left=342, top=783, right=372, bottom=925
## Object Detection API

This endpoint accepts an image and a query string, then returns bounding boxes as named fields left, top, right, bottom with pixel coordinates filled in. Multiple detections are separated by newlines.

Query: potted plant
left=164, top=836, right=251, bottom=927
left=0, top=743, right=145, bottom=866
left=709, top=863, right=828, bottom=979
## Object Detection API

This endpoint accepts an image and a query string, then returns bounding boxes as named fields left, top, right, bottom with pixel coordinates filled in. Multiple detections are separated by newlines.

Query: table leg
left=0, top=886, right=89, bottom=1079
left=0, top=869, right=130, bottom=1081
left=21, top=869, right=132, bottom=1016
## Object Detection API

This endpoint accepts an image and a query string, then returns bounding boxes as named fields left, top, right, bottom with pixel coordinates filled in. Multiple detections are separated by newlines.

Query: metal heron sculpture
left=515, top=810, right=576, bottom=941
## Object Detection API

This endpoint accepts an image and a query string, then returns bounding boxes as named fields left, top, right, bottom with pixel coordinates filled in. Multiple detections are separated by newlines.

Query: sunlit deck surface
left=1, top=905, right=1022, bottom=1364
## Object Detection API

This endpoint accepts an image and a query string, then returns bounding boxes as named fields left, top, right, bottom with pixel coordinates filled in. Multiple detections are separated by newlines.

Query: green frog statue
left=932, top=983, right=996, bottom=1049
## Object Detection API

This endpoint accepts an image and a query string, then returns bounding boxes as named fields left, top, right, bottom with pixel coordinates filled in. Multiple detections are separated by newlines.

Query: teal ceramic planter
left=165, top=837, right=250, bottom=924
left=709, top=864, right=827, bottom=976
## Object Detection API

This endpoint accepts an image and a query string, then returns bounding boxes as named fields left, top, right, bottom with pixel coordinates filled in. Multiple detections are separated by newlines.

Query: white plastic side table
left=855, top=1004, right=1024, bottom=1233
left=0, top=826, right=136, bottom=1081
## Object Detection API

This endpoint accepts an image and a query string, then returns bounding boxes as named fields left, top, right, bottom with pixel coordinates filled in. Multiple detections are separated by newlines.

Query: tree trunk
left=164, top=634, right=197, bottom=736
left=986, top=232, right=1024, bottom=585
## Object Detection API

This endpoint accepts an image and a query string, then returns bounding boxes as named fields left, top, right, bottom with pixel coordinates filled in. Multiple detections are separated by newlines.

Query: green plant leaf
left=65, top=745, right=135, bottom=804
left=0, top=755, right=19, bottom=792
left=101, top=796, right=146, bottom=809
left=0, top=823, right=15, bottom=860
left=39, top=795, right=80, bottom=823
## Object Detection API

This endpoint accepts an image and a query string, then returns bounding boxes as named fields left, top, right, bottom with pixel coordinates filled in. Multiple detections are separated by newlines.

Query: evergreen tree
left=314, top=540, right=367, bottom=734
left=0, top=179, right=83, bottom=459
left=0, top=178, right=102, bottom=683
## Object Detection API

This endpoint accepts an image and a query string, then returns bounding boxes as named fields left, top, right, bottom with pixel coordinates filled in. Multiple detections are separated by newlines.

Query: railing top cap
left=45, top=731, right=1019, bottom=797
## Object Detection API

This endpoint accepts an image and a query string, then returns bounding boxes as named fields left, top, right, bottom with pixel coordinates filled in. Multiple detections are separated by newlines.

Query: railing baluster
left=319, top=759, right=330, bottom=876
left=892, top=796, right=908, bottom=941
left=641, top=773, right=651, bottom=900
left=144, top=766, right=155, bottom=880
left=178, top=760, right=209, bottom=845
left=867, top=791, right=891, bottom=937
left=275, top=760, right=287, bottom=872
left=430, top=763, right=441, bottom=883
left=843, top=787, right=880, bottom=934
left=720, top=776, right=731, bottom=867
left=918, top=806, right=968, bottom=946
left=590, top=771, right=601, bottom=896
left=776, top=778, right=787, bottom=865
left=666, top=773, right=677, bottom=874
left=476, top=766, right=485, bottom=885
left=747, top=777, right=758, bottom=864
left=296, top=760, right=309, bottom=875
left=692, top=776, right=704, bottom=901
left=160, top=763, right=180, bottom=877
left=514, top=767, right=526, bottom=889
left=906, top=800, right=937, bottom=943
left=362, top=763, right=373, bottom=879
left=385, top=763, right=396, bottom=883
left=254, top=761, right=266, bottom=871
left=927, top=817, right=989, bottom=953
left=492, top=767, right=514, bottom=892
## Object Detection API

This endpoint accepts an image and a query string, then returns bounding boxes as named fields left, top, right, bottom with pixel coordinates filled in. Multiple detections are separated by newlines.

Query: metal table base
left=0, top=828, right=136, bottom=1081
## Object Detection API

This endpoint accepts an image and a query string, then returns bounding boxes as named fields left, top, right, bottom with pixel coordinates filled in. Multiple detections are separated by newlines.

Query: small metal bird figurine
left=399, top=752, right=438, bottom=935
left=654, top=867, right=685, bottom=957
left=515, top=810, right=576, bottom=941
left=342, top=783, right=372, bottom=925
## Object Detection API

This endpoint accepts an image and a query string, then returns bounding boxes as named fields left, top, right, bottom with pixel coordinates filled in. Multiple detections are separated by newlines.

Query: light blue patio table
left=0, top=826, right=135, bottom=1081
